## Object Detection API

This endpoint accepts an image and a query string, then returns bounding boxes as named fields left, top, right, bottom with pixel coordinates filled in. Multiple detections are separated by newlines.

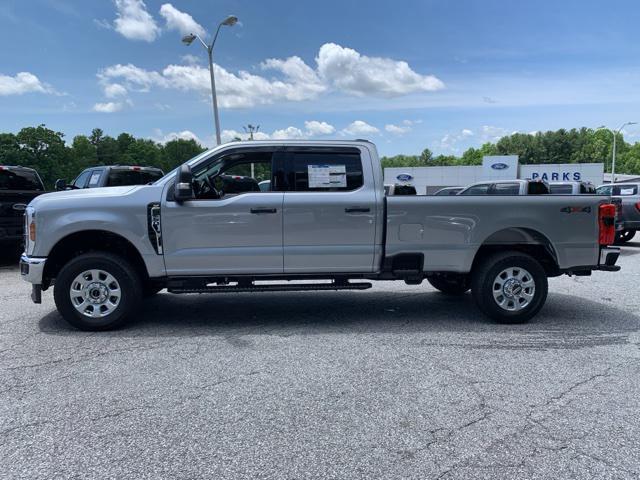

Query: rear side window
left=528, top=182, right=549, bottom=194
left=596, top=186, right=611, bottom=195
left=550, top=184, right=573, bottom=194
left=107, top=169, right=164, bottom=187
left=288, top=151, right=363, bottom=192
left=0, top=169, right=44, bottom=191
left=491, top=183, right=520, bottom=195
left=460, top=184, right=491, bottom=195
left=87, top=170, right=102, bottom=187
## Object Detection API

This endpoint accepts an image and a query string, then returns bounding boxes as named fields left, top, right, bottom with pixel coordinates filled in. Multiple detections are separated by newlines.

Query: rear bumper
left=20, top=254, right=46, bottom=284
left=598, top=246, right=621, bottom=271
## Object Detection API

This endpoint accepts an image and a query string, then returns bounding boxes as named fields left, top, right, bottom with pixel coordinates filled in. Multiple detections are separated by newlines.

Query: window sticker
left=307, top=164, right=347, bottom=188
left=89, top=172, right=101, bottom=186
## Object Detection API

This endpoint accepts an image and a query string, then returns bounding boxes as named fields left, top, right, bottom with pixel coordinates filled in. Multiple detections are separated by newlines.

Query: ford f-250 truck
left=20, top=140, right=620, bottom=331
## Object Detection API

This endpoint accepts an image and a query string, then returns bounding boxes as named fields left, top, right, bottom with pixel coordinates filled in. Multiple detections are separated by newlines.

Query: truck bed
left=385, top=195, right=606, bottom=272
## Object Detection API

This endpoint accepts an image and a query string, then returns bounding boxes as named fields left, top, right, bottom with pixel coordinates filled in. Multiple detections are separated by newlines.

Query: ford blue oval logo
left=491, top=163, right=509, bottom=170
left=396, top=174, right=413, bottom=181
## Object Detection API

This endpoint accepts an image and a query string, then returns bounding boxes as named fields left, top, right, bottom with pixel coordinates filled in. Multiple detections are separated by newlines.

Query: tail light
left=599, top=204, right=616, bottom=246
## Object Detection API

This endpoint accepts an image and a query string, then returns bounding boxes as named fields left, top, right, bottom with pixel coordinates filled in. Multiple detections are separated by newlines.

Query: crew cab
left=597, top=182, right=640, bottom=244
left=0, top=166, right=46, bottom=252
left=55, top=165, right=164, bottom=191
left=20, top=141, right=620, bottom=331
left=458, top=179, right=550, bottom=195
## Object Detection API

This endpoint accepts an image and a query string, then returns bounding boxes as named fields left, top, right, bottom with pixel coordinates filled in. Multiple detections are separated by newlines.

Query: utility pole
left=243, top=124, right=260, bottom=177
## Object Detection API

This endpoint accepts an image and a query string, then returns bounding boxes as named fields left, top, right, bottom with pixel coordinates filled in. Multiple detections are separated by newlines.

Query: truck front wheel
left=427, top=274, right=470, bottom=295
left=53, top=252, right=142, bottom=331
left=471, top=252, right=548, bottom=324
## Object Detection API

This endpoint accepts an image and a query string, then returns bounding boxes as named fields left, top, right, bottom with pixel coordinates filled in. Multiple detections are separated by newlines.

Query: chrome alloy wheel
left=69, top=269, right=121, bottom=318
left=492, top=267, right=535, bottom=312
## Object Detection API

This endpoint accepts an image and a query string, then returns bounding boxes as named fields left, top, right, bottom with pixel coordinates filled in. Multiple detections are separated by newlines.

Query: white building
left=384, top=156, right=604, bottom=194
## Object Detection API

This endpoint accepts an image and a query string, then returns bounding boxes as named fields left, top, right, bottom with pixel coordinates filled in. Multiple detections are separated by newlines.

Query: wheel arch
left=472, top=227, right=560, bottom=276
left=43, top=230, right=149, bottom=287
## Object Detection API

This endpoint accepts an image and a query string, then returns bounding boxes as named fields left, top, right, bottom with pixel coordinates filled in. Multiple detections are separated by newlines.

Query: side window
left=491, top=183, right=520, bottom=195
left=87, top=170, right=102, bottom=187
left=596, top=185, right=611, bottom=195
left=288, top=151, right=364, bottom=192
left=460, top=184, right=490, bottom=195
left=192, top=150, right=275, bottom=200
left=72, top=170, right=92, bottom=189
left=528, top=182, right=549, bottom=194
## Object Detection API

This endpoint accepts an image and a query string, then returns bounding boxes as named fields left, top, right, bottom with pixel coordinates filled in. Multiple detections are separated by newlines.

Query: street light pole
left=597, top=122, right=637, bottom=183
left=182, top=15, right=239, bottom=146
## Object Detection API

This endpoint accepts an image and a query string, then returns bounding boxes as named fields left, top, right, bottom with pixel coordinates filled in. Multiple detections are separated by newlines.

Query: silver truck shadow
left=38, top=292, right=640, bottom=349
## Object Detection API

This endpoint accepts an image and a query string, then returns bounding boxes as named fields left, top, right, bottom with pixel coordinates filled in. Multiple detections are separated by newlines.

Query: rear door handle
left=12, top=203, right=27, bottom=212
left=345, top=207, right=370, bottom=213
left=250, top=208, right=277, bottom=214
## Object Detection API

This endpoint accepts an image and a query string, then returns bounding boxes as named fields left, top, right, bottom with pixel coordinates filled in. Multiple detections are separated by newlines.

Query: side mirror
left=174, top=164, right=194, bottom=202
left=54, top=179, right=67, bottom=191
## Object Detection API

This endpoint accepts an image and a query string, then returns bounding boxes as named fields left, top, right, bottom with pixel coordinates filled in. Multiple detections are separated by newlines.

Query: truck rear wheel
left=53, top=252, right=142, bottom=331
left=427, top=274, right=470, bottom=295
left=471, top=252, right=547, bottom=324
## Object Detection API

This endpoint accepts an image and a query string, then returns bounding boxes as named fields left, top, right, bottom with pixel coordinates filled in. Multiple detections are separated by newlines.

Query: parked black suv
left=55, top=165, right=164, bottom=190
left=0, top=166, right=46, bottom=252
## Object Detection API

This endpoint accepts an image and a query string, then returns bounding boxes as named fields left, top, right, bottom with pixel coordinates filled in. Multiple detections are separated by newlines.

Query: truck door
left=161, top=147, right=285, bottom=275
left=282, top=147, right=378, bottom=273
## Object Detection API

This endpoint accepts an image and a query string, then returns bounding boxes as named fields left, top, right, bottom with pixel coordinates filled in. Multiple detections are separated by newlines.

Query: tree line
left=0, top=125, right=205, bottom=188
left=1, top=125, right=639, bottom=189
left=382, top=127, right=640, bottom=176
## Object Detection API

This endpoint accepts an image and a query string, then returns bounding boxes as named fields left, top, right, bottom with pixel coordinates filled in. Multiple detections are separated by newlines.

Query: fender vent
left=147, top=203, right=163, bottom=254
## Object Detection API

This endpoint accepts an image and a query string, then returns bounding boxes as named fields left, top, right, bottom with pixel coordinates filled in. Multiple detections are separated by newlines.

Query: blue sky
left=1, top=0, right=640, bottom=156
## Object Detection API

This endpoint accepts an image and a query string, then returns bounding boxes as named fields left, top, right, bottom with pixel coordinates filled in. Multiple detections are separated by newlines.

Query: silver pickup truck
left=20, top=140, right=620, bottom=330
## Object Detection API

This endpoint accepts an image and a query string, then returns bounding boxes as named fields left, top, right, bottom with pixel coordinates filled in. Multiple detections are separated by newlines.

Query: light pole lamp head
left=182, top=33, right=197, bottom=45
left=222, top=15, right=238, bottom=26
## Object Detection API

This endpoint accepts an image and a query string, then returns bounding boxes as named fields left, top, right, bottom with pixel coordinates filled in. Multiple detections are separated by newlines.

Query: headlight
left=25, top=206, right=36, bottom=255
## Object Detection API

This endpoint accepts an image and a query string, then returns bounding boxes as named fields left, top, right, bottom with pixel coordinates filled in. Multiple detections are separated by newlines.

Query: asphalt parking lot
left=1, top=246, right=640, bottom=480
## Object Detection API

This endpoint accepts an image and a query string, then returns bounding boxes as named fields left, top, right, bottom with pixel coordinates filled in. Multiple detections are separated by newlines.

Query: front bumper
left=598, top=246, right=621, bottom=271
left=20, top=254, right=46, bottom=284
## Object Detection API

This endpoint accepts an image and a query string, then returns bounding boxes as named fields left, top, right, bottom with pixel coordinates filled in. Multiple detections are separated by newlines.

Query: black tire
left=615, top=229, right=636, bottom=245
left=54, top=252, right=142, bottom=331
left=471, top=251, right=548, bottom=324
left=427, top=274, right=470, bottom=295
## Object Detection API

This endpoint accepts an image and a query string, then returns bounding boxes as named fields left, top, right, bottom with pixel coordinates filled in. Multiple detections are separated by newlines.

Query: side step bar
left=168, top=281, right=372, bottom=294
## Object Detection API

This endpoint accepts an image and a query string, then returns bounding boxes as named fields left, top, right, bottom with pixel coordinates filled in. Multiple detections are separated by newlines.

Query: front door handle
left=250, top=208, right=277, bottom=214
left=345, top=207, right=370, bottom=213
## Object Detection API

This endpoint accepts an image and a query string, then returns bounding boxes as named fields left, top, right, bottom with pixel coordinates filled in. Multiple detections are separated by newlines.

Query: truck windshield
left=107, top=169, right=164, bottom=187
left=0, top=169, right=44, bottom=191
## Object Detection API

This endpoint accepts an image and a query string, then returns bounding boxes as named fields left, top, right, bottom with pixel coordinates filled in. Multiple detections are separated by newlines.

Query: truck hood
left=29, top=186, right=140, bottom=208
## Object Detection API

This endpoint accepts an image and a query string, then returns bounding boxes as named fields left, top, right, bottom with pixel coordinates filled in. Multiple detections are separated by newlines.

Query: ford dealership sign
left=491, top=163, right=509, bottom=170
left=396, top=173, right=413, bottom=182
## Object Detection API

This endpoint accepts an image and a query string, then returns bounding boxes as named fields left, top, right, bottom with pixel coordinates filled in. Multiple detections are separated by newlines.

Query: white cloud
left=103, top=82, right=127, bottom=98
left=461, top=128, right=474, bottom=137
left=221, top=129, right=270, bottom=143
left=272, top=126, right=305, bottom=140
left=97, top=43, right=444, bottom=109
left=113, top=0, right=160, bottom=42
left=304, top=120, right=335, bottom=136
left=316, top=43, right=444, bottom=97
left=480, top=125, right=509, bottom=142
left=157, top=129, right=202, bottom=144
left=342, top=120, right=380, bottom=136
left=385, top=123, right=411, bottom=135
left=93, top=101, right=124, bottom=113
left=159, top=3, right=205, bottom=37
left=0, top=72, right=55, bottom=96
left=181, top=54, right=201, bottom=65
